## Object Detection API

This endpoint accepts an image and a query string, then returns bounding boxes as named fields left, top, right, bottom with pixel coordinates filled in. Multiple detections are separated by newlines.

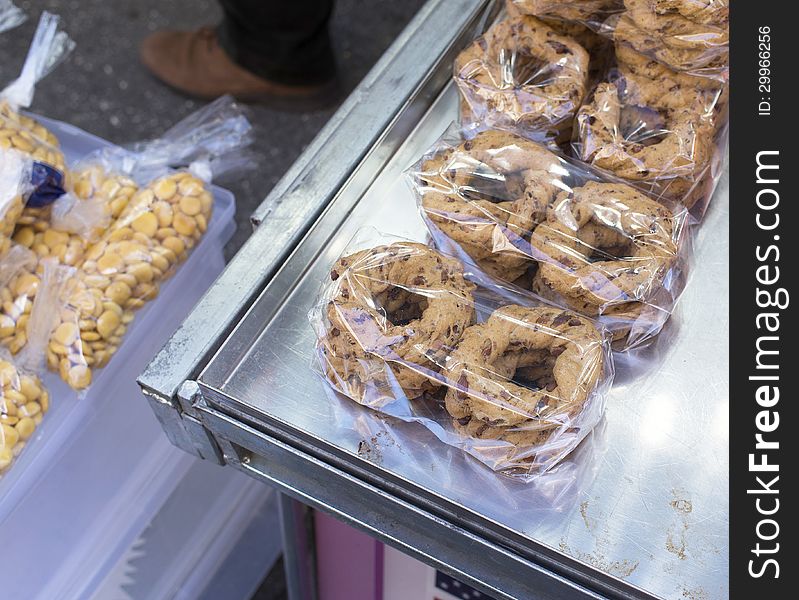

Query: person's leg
left=139, top=0, right=337, bottom=104
left=217, top=0, right=335, bottom=85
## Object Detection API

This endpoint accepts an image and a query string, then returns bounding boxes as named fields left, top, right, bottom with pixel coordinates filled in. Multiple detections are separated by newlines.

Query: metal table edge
left=197, top=382, right=659, bottom=600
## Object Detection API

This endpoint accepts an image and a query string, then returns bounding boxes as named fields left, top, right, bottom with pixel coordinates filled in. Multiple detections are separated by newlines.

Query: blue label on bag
left=26, top=161, right=67, bottom=208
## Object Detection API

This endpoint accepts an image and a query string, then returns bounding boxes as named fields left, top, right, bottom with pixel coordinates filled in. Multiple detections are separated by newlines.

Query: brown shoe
left=140, top=27, right=338, bottom=108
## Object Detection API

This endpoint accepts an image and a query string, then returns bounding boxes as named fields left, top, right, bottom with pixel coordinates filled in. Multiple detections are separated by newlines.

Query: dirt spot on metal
left=559, top=539, right=639, bottom=579
left=670, top=497, right=693, bottom=514
left=356, top=438, right=383, bottom=464
left=679, top=585, right=709, bottom=600
left=666, top=490, right=692, bottom=560
left=666, top=523, right=688, bottom=560
left=580, top=500, right=596, bottom=532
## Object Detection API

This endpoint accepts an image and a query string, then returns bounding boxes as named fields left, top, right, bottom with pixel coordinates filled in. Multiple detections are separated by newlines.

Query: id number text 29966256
left=758, top=26, right=772, bottom=116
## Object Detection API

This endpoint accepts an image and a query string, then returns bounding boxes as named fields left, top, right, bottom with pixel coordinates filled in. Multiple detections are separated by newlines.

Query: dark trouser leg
left=217, top=0, right=335, bottom=85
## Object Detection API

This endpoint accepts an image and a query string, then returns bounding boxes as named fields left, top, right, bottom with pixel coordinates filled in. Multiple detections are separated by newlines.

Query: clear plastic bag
left=406, top=125, right=689, bottom=349
left=607, top=0, right=729, bottom=79
left=508, top=0, right=624, bottom=25
left=506, top=0, right=620, bottom=71
left=0, top=148, right=31, bottom=256
left=507, top=0, right=728, bottom=79
left=454, top=13, right=591, bottom=145
left=12, top=161, right=139, bottom=267
left=1, top=11, right=74, bottom=224
left=0, top=244, right=38, bottom=354
left=0, top=350, right=49, bottom=478
left=310, top=235, right=613, bottom=480
left=63, top=164, right=139, bottom=233
left=0, top=0, right=25, bottom=34
left=573, top=43, right=728, bottom=217
left=1, top=10, right=74, bottom=110
left=43, top=97, right=253, bottom=390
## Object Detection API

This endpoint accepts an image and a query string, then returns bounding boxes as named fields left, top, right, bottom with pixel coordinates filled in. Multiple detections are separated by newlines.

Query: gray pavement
left=1, top=0, right=425, bottom=259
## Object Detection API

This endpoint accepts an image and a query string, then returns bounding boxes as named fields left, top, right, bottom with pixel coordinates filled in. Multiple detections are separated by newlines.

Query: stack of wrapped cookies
left=312, top=240, right=612, bottom=476
left=311, top=0, right=727, bottom=480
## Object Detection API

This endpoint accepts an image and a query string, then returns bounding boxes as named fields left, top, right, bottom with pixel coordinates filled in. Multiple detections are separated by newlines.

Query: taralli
left=648, top=0, right=729, bottom=24
left=623, top=0, right=728, bottom=46
left=614, top=44, right=728, bottom=126
left=454, top=14, right=589, bottom=143
left=506, top=0, right=619, bottom=66
left=446, top=305, right=605, bottom=426
left=452, top=416, right=558, bottom=472
left=530, top=181, right=681, bottom=338
left=444, top=304, right=606, bottom=472
left=574, top=78, right=714, bottom=206
left=318, top=242, right=475, bottom=404
left=0, top=356, right=49, bottom=477
left=414, top=129, right=562, bottom=282
left=507, top=0, right=623, bottom=23
left=47, top=171, right=214, bottom=389
left=611, top=6, right=728, bottom=76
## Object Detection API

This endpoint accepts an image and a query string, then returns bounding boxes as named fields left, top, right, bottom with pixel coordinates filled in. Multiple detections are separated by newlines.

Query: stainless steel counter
left=140, top=1, right=729, bottom=597
left=199, top=88, right=728, bottom=600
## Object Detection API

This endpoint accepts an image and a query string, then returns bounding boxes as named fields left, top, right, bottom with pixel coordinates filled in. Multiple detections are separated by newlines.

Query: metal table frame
left=139, top=1, right=728, bottom=598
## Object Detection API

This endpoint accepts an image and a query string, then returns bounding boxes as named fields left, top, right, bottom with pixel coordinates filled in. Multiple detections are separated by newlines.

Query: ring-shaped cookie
left=454, top=15, right=589, bottom=141
left=508, top=0, right=623, bottom=23
left=444, top=305, right=605, bottom=429
left=614, top=44, right=727, bottom=125
left=320, top=242, right=475, bottom=403
left=575, top=80, right=713, bottom=188
left=624, top=0, right=728, bottom=48
left=417, top=130, right=562, bottom=281
left=612, top=12, right=727, bottom=74
left=530, top=181, right=679, bottom=318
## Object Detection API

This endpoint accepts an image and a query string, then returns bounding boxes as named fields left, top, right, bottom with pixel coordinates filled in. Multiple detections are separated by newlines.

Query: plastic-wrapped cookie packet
left=0, top=351, right=50, bottom=478
left=454, top=11, right=590, bottom=145
left=1, top=11, right=74, bottom=225
left=573, top=43, right=728, bottom=218
left=406, top=124, right=690, bottom=349
left=41, top=96, right=253, bottom=390
left=0, top=0, right=26, bottom=33
left=507, top=0, right=624, bottom=28
left=606, top=0, right=729, bottom=80
left=505, top=0, right=620, bottom=76
left=310, top=231, right=613, bottom=480
left=506, top=0, right=728, bottom=80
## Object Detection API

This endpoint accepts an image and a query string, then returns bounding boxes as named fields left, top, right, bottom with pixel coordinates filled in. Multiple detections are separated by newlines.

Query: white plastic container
left=92, top=460, right=281, bottom=600
left=0, top=115, right=249, bottom=600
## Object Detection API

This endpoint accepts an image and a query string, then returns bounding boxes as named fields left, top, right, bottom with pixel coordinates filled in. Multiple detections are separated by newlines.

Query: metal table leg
left=278, top=494, right=318, bottom=600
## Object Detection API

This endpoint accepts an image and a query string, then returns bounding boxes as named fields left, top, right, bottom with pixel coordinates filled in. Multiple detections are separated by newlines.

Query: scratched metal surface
left=201, top=85, right=729, bottom=599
